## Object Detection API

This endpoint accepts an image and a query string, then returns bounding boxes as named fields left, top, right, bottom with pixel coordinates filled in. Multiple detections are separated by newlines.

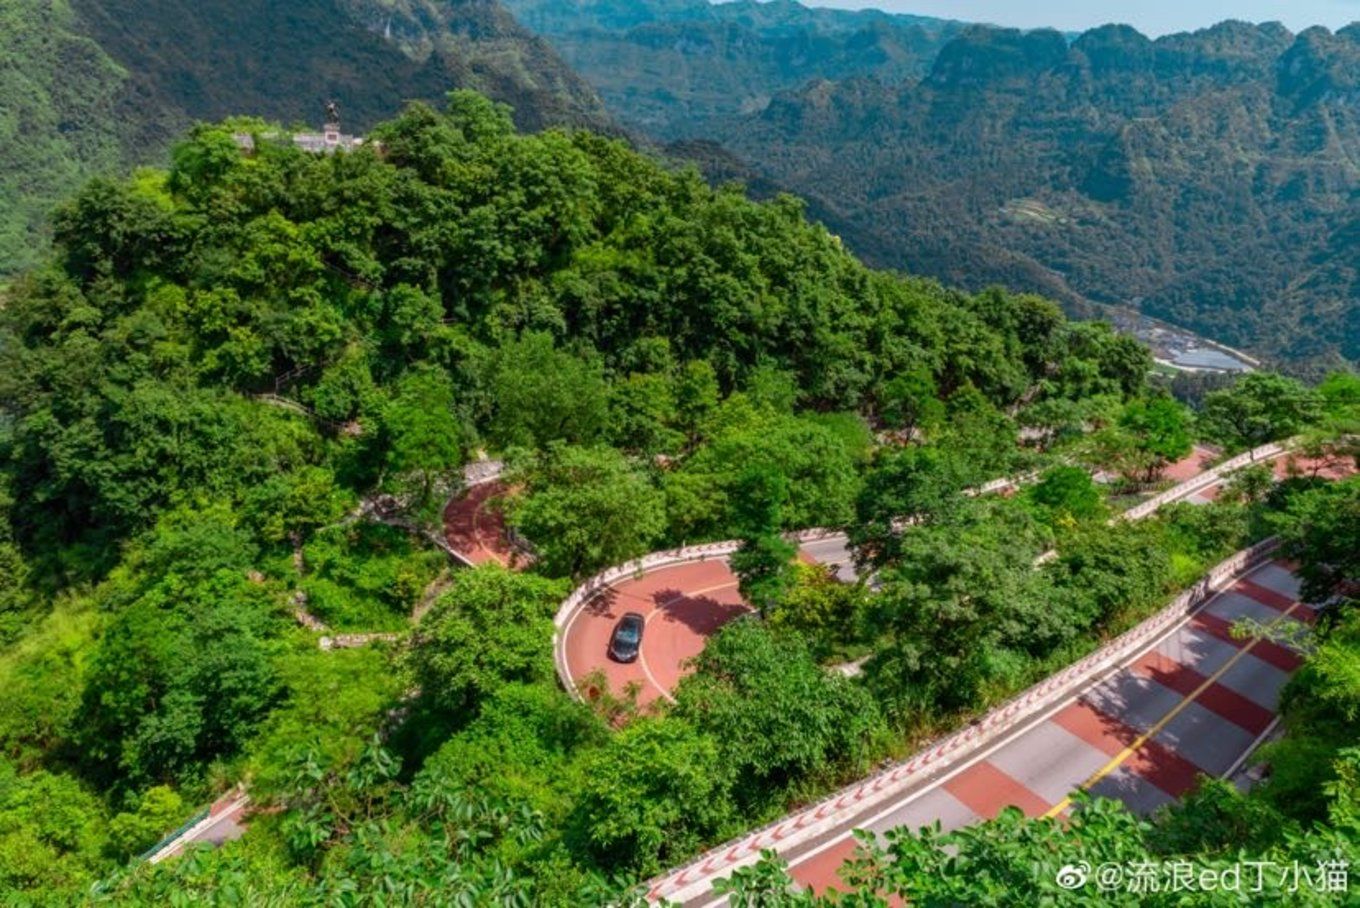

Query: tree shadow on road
left=584, top=587, right=621, bottom=619
left=651, top=587, right=751, bottom=636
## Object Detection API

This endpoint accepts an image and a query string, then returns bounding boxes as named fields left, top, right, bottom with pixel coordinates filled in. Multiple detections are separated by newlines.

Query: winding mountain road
left=649, top=549, right=1315, bottom=904
left=554, top=441, right=1334, bottom=709
left=147, top=441, right=1348, bottom=874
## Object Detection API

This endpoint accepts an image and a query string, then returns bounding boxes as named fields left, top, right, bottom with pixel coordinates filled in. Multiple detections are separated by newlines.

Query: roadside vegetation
left=0, top=93, right=1356, bottom=902
left=721, top=475, right=1360, bottom=905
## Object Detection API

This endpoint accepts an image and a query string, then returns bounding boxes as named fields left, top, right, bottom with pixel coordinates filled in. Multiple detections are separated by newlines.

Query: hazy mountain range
left=512, top=3, right=1360, bottom=367
left=3, top=0, right=1357, bottom=365
left=501, top=0, right=965, bottom=135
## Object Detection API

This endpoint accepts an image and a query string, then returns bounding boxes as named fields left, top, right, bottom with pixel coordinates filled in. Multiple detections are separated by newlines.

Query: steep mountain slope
left=0, top=2, right=129, bottom=279
left=0, top=0, right=612, bottom=276
left=703, top=22, right=1360, bottom=366
left=501, top=0, right=963, bottom=136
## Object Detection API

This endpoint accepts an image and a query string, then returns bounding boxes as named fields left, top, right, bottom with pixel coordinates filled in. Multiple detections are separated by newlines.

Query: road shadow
left=651, top=587, right=751, bottom=636
left=1075, top=689, right=1211, bottom=803
left=584, top=587, right=621, bottom=619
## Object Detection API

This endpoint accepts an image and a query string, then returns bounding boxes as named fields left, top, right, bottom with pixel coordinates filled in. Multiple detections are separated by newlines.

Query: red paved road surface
left=663, top=558, right=1314, bottom=904
left=1161, top=445, right=1220, bottom=482
left=1179, top=449, right=1354, bottom=505
left=443, top=481, right=517, bottom=567
left=561, top=558, right=751, bottom=707
left=151, top=791, right=249, bottom=863
left=773, top=559, right=1310, bottom=899
left=1272, top=450, right=1354, bottom=481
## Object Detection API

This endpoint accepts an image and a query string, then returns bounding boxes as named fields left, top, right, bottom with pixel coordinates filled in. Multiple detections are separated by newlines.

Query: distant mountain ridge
left=500, top=0, right=965, bottom=136
left=0, top=0, right=612, bottom=275
left=705, top=20, right=1360, bottom=365
left=78, top=0, right=613, bottom=137
left=511, top=7, right=1358, bottom=366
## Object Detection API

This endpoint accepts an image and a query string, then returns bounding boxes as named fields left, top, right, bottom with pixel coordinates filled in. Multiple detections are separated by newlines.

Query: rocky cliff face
left=501, top=0, right=962, bottom=136
left=71, top=0, right=612, bottom=138
left=706, top=21, right=1360, bottom=366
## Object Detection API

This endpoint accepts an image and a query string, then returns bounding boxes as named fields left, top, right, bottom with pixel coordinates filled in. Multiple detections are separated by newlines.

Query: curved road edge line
left=553, top=541, right=743, bottom=701
left=647, top=538, right=1283, bottom=904
left=554, top=440, right=1299, bottom=706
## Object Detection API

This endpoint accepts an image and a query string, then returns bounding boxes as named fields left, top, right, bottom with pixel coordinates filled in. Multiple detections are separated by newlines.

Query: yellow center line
left=1043, top=599, right=1301, bottom=819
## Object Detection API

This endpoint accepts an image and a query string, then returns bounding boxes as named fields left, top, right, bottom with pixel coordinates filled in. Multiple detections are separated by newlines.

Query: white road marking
left=692, top=561, right=1295, bottom=906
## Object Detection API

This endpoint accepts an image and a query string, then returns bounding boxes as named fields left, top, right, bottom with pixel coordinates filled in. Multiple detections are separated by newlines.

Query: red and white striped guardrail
left=646, top=538, right=1282, bottom=904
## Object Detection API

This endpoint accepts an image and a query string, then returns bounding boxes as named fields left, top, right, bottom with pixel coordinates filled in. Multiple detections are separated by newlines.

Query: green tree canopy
left=1201, top=373, right=1324, bottom=451
left=381, top=367, right=468, bottom=508
left=1028, top=465, right=1106, bottom=524
left=1118, top=396, right=1193, bottom=482
left=849, top=446, right=968, bottom=570
left=406, top=566, right=566, bottom=718
left=674, top=622, right=885, bottom=809
left=1273, top=477, right=1360, bottom=607
left=508, top=444, right=666, bottom=578
left=568, top=719, right=733, bottom=877
left=727, top=466, right=797, bottom=616
left=481, top=332, right=610, bottom=450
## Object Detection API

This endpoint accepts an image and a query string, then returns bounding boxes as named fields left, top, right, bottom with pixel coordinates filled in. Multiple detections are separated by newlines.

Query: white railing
left=319, top=633, right=400, bottom=651
left=554, top=441, right=1304, bottom=701
left=551, top=540, right=745, bottom=633
left=461, top=459, right=505, bottom=487
left=1117, top=440, right=1295, bottom=521
left=552, top=540, right=743, bottom=697
left=647, top=538, right=1282, bottom=904
left=144, top=788, right=250, bottom=865
left=552, top=470, right=1035, bottom=643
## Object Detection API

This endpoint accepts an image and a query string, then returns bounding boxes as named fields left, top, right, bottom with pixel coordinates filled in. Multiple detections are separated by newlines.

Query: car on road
left=608, top=612, right=646, bottom=663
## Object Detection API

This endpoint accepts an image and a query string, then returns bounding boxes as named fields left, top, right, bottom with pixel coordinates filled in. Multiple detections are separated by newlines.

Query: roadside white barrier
left=646, top=538, right=1282, bottom=904
left=1118, top=440, right=1294, bottom=521
left=553, top=440, right=1303, bottom=703
left=552, top=540, right=743, bottom=698
left=144, top=788, right=250, bottom=865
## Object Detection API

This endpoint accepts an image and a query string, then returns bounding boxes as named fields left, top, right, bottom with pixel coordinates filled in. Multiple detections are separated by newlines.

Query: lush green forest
left=511, top=9, right=1360, bottom=368
left=721, top=475, right=1360, bottom=906
left=0, top=93, right=1357, bottom=904
left=0, top=0, right=610, bottom=277
left=700, top=21, right=1360, bottom=369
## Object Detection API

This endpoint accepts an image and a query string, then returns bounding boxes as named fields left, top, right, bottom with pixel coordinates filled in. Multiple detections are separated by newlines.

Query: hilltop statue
left=325, top=100, right=341, bottom=127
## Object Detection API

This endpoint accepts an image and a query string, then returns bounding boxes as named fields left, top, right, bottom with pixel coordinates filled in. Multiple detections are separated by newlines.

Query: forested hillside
left=0, top=92, right=1183, bottom=901
left=724, top=476, right=1360, bottom=906
left=0, top=0, right=610, bottom=276
left=2, top=88, right=1358, bottom=904
left=703, top=21, right=1360, bottom=368
left=508, top=8, right=1360, bottom=368
left=501, top=0, right=962, bottom=136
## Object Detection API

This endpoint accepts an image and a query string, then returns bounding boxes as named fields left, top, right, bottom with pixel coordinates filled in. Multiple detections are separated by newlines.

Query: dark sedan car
left=608, top=612, right=646, bottom=663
